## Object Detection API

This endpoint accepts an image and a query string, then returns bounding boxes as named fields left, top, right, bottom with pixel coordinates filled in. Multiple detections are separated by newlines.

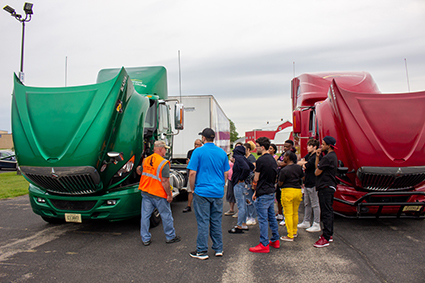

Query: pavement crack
left=337, top=234, right=388, bottom=283
left=0, top=225, right=79, bottom=262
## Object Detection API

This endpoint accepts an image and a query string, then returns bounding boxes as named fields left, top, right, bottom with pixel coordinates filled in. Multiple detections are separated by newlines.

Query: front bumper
left=29, top=183, right=142, bottom=222
left=333, top=185, right=425, bottom=219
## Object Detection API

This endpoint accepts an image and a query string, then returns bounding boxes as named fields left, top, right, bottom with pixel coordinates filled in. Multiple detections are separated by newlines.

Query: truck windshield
left=145, top=103, right=156, bottom=129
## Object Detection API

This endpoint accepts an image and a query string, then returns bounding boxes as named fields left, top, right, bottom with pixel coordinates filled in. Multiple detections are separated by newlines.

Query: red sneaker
left=249, top=243, right=270, bottom=253
left=269, top=240, right=280, bottom=249
left=319, top=235, right=333, bottom=242
left=314, top=236, right=329, bottom=248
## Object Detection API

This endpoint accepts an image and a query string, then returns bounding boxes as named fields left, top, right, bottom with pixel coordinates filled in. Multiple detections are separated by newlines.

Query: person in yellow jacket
left=137, top=140, right=180, bottom=246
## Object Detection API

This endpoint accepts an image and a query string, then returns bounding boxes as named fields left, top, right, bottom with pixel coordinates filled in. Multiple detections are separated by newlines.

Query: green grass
left=0, top=172, right=29, bottom=199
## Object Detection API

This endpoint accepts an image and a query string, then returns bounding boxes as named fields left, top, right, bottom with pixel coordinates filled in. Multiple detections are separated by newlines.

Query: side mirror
left=174, top=103, right=184, bottom=130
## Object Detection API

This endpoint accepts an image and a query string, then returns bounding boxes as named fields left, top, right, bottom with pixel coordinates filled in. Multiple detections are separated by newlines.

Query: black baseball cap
left=199, top=128, right=215, bottom=139
left=323, top=136, right=337, bottom=148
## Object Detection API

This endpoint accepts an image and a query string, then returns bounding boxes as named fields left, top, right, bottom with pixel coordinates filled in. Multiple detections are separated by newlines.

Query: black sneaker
left=142, top=240, right=151, bottom=246
left=182, top=206, right=192, bottom=213
left=189, top=251, right=209, bottom=260
left=166, top=236, right=181, bottom=244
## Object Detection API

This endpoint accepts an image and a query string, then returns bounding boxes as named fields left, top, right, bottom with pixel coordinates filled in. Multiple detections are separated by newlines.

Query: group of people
left=247, top=136, right=338, bottom=249
left=136, top=127, right=338, bottom=260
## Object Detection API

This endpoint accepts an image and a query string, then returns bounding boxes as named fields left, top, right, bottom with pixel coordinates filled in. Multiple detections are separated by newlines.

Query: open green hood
left=11, top=66, right=167, bottom=194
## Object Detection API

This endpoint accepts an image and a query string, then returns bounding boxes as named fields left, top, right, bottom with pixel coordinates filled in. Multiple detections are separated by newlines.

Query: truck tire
left=41, top=216, right=65, bottom=224
left=150, top=208, right=161, bottom=227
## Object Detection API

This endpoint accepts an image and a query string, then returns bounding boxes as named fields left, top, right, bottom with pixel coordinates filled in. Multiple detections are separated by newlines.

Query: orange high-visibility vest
left=138, top=153, right=169, bottom=198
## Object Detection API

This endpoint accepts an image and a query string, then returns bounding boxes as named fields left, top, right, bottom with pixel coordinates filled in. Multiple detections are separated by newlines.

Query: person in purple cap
left=313, top=136, right=338, bottom=248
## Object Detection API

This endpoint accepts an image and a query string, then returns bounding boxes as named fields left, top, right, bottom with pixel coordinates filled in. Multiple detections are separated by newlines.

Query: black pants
left=318, top=187, right=335, bottom=241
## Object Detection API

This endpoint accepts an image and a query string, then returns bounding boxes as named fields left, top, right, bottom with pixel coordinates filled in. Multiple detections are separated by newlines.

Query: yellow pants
left=281, top=188, right=303, bottom=238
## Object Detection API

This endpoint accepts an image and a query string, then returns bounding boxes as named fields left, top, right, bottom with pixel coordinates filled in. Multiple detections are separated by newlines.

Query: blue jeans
left=193, top=193, right=223, bottom=253
left=234, top=182, right=248, bottom=226
left=246, top=185, right=257, bottom=219
left=254, top=193, right=280, bottom=246
left=140, top=193, right=176, bottom=242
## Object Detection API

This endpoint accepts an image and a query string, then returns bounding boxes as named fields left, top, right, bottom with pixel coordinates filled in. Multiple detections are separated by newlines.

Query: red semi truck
left=291, top=72, right=425, bottom=218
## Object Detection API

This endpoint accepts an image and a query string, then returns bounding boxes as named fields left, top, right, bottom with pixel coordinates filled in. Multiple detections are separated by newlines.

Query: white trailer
left=168, top=95, right=231, bottom=161
left=166, top=95, right=231, bottom=192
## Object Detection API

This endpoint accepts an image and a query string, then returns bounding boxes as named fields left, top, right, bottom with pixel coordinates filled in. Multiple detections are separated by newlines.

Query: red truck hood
left=330, top=80, right=425, bottom=168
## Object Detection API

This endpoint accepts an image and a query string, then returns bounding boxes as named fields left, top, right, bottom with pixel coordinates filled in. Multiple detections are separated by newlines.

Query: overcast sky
left=1, top=0, right=424, bottom=136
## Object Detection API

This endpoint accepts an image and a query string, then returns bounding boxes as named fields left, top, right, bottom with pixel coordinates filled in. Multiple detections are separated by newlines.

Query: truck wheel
left=150, top=208, right=161, bottom=227
left=41, top=216, right=65, bottom=224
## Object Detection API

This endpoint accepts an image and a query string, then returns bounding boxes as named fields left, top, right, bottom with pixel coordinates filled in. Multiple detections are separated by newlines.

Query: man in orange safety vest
left=137, top=140, right=180, bottom=246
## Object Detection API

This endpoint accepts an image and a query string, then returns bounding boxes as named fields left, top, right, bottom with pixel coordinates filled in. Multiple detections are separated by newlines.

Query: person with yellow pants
left=278, top=150, right=304, bottom=241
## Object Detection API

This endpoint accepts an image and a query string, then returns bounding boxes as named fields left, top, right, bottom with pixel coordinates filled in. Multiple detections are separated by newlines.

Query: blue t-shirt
left=187, top=142, right=230, bottom=198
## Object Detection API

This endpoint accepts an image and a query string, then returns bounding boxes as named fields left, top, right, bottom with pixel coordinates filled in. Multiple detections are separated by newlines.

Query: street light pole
left=3, top=3, right=34, bottom=82
left=20, top=21, right=26, bottom=81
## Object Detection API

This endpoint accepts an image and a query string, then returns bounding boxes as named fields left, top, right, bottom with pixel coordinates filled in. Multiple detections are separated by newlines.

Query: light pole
left=3, top=3, right=34, bottom=82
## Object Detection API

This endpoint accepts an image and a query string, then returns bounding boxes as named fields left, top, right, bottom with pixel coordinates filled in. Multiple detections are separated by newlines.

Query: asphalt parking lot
left=0, top=195, right=424, bottom=283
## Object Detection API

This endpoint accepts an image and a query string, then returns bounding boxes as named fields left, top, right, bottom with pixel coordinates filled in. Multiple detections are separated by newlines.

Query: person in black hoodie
left=228, top=145, right=254, bottom=233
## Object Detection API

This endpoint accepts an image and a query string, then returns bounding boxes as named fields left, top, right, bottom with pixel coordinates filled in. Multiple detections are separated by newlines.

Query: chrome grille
left=21, top=166, right=101, bottom=195
left=26, top=173, right=97, bottom=195
left=357, top=166, right=425, bottom=191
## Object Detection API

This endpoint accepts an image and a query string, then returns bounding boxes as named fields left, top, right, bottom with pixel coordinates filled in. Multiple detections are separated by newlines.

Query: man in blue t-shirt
left=187, top=128, right=230, bottom=260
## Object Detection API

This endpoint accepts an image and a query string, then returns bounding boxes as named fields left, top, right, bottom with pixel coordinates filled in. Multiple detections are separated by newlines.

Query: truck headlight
left=114, top=156, right=135, bottom=177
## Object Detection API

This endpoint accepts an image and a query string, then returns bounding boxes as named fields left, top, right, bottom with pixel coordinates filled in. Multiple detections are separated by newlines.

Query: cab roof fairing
left=294, top=72, right=380, bottom=109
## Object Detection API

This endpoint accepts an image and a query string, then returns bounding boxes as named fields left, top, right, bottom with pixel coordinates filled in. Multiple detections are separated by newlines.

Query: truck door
left=308, top=108, right=317, bottom=138
left=158, top=103, right=172, bottom=158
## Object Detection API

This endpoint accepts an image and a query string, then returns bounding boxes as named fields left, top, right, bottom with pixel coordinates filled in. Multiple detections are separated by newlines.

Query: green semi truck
left=12, top=66, right=184, bottom=224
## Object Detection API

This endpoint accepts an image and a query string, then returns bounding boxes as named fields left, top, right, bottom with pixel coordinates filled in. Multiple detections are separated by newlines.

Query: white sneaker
left=246, top=218, right=257, bottom=225
left=279, top=220, right=286, bottom=226
left=297, top=221, right=310, bottom=229
left=232, top=212, right=238, bottom=218
left=306, top=222, right=322, bottom=232
left=276, top=214, right=284, bottom=221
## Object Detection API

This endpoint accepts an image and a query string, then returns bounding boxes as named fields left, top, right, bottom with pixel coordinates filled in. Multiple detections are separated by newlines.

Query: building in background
left=245, top=120, right=292, bottom=152
left=0, top=131, right=13, bottom=149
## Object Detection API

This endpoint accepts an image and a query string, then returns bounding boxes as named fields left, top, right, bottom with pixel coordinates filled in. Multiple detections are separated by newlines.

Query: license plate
left=402, top=205, right=422, bottom=212
left=65, top=213, right=82, bottom=223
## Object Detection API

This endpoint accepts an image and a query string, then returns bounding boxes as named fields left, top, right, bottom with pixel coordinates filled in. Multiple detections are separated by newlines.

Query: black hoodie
left=231, top=146, right=254, bottom=185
